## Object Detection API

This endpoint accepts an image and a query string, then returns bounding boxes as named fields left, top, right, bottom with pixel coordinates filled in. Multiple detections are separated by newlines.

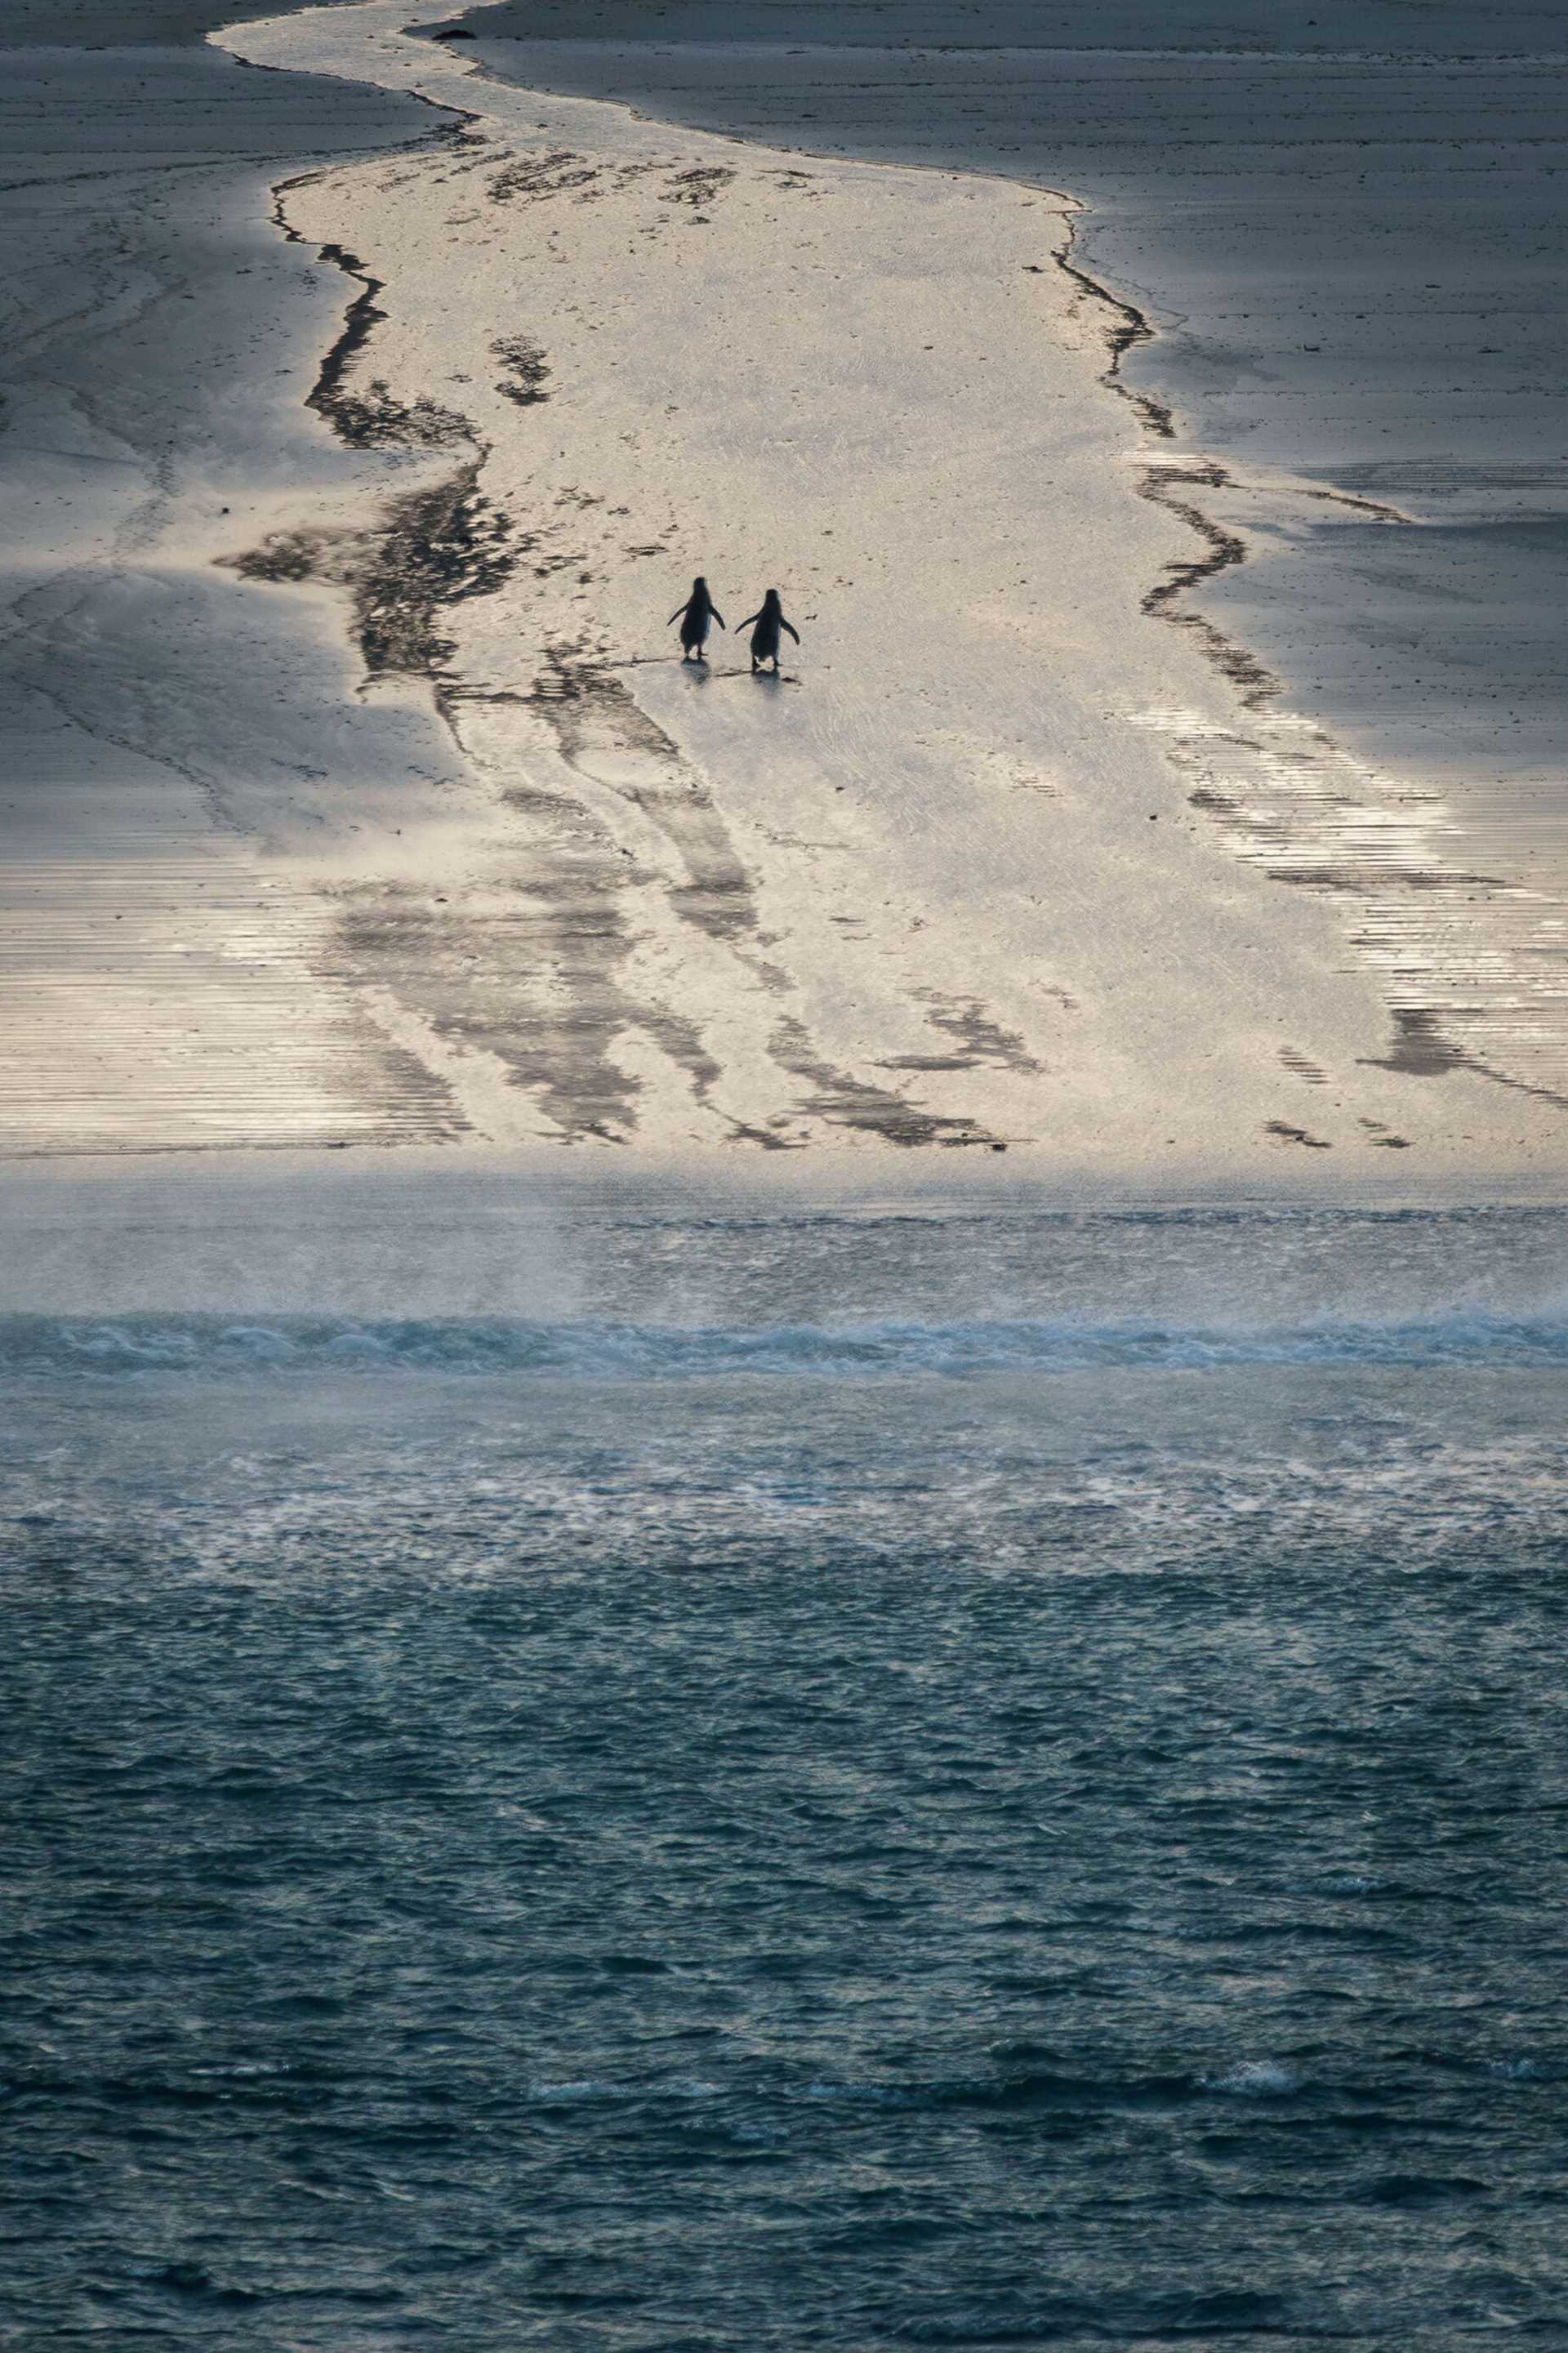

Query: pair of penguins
left=668, top=577, right=800, bottom=673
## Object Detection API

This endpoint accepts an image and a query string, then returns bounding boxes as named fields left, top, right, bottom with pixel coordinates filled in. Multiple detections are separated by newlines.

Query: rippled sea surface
left=6, top=1206, right=1567, bottom=2347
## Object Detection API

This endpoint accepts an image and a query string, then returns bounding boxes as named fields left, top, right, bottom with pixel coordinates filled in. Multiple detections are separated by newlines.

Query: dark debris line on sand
left=238, top=165, right=523, bottom=705
left=270, top=176, right=473, bottom=451
left=1049, top=207, right=1568, bottom=1115
left=245, top=132, right=1030, bottom=1148
left=1052, top=207, right=1276, bottom=707
left=220, top=467, right=517, bottom=693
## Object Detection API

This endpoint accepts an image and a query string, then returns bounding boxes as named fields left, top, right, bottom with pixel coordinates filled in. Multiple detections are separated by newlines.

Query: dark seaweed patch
left=321, top=377, right=471, bottom=451
left=488, top=150, right=600, bottom=203
left=357, top=469, right=514, bottom=674
left=1365, top=1009, right=1468, bottom=1080
left=492, top=335, right=551, bottom=406
left=916, top=993, right=1045, bottom=1077
left=770, top=1018, right=1001, bottom=1150
left=1054, top=210, right=1173, bottom=443
left=220, top=464, right=514, bottom=684
left=270, top=212, right=472, bottom=452
left=1139, top=465, right=1275, bottom=704
left=662, top=166, right=734, bottom=212
left=1265, top=1120, right=1332, bottom=1150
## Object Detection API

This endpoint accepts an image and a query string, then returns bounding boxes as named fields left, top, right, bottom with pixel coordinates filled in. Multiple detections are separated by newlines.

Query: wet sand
left=441, top=1, right=1568, bottom=1102
left=462, top=22, right=1568, bottom=777
left=2, top=0, right=1565, bottom=1184
left=0, top=4, right=479, bottom=1150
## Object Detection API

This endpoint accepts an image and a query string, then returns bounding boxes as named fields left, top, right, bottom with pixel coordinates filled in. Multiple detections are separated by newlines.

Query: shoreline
left=3, top=1143, right=1566, bottom=1332
left=212, top=0, right=1565, bottom=1177
left=2, top=0, right=1562, bottom=1182
left=7, top=1133, right=1568, bottom=1203
left=417, top=16, right=1568, bottom=1101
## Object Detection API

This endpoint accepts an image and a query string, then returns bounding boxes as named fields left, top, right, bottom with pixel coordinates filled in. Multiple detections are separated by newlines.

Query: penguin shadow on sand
left=681, top=662, right=800, bottom=690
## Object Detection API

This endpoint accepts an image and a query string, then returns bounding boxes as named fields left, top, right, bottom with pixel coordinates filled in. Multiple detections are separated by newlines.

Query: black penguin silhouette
left=668, top=576, right=725, bottom=662
left=737, top=589, right=800, bottom=674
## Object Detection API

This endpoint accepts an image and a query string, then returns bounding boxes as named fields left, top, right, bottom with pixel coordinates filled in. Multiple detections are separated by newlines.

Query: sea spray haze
left=5, top=1198, right=1567, bottom=2344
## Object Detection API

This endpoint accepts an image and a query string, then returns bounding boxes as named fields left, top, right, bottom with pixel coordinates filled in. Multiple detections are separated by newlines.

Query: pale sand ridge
left=200, top=0, right=1566, bottom=1178
left=3, top=0, right=1559, bottom=1179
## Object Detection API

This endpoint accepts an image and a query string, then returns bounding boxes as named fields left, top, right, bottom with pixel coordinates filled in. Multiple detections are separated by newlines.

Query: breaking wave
left=4, top=1308, right=1566, bottom=1381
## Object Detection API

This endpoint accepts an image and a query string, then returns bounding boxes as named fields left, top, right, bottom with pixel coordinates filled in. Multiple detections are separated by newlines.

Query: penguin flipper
left=737, top=611, right=763, bottom=633
left=781, top=620, right=800, bottom=644
left=667, top=604, right=689, bottom=626
left=710, top=608, right=727, bottom=630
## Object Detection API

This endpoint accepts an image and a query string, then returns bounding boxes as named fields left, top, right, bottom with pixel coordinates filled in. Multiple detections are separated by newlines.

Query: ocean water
left=6, top=1203, right=1567, bottom=2346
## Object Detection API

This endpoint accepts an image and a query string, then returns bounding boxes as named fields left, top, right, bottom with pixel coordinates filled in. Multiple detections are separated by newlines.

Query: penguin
left=737, top=588, right=800, bottom=675
left=668, top=576, right=725, bottom=662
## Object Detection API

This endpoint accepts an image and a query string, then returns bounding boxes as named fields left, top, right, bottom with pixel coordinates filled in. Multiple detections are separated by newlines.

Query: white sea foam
left=9, top=1309, right=1568, bottom=1384
left=216, top=1326, right=297, bottom=1361
left=1203, top=2061, right=1303, bottom=2097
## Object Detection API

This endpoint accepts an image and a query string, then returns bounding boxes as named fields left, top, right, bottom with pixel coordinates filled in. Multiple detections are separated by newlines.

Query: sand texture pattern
left=2, top=0, right=1562, bottom=1179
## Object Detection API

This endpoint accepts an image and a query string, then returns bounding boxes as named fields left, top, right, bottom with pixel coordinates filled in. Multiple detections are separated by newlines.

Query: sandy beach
left=3, top=0, right=1565, bottom=1183
left=10, top=17, right=1568, bottom=2340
